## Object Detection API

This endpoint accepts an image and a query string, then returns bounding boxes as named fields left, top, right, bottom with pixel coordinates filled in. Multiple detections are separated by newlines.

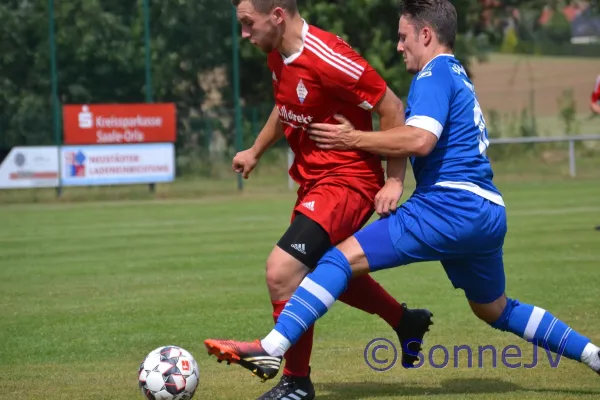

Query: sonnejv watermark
left=363, top=338, right=564, bottom=372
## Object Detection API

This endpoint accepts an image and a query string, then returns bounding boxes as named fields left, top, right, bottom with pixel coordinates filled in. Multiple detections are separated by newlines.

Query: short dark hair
left=400, top=0, right=457, bottom=49
left=231, top=0, right=298, bottom=15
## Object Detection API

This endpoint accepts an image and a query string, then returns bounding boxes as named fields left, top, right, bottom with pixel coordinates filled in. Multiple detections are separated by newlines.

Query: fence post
left=569, top=139, right=576, bottom=177
left=232, top=6, right=243, bottom=191
left=48, top=0, right=62, bottom=198
left=143, top=0, right=156, bottom=194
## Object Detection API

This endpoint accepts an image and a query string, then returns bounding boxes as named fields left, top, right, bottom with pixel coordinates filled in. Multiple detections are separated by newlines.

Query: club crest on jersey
left=296, top=79, right=308, bottom=104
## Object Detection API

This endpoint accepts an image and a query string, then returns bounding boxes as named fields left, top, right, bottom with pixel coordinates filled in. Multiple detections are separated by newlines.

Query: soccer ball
left=138, top=345, right=199, bottom=400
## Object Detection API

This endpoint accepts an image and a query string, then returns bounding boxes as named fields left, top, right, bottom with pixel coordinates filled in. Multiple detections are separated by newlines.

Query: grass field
left=1, top=178, right=600, bottom=399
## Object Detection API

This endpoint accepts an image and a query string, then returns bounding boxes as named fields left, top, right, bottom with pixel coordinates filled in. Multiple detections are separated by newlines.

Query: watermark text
left=364, top=338, right=564, bottom=371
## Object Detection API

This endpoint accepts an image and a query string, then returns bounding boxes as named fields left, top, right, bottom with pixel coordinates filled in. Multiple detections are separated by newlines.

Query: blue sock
left=491, top=298, right=592, bottom=362
left=261, top=248, right=352, bottom=355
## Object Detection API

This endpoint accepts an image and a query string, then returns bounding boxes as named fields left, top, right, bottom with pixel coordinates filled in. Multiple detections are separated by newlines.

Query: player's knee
left=468, top=295, right=508, bottom=325
left=471, top=296, right=518, bottom=331
left=265, top=252, right=307, bottom=300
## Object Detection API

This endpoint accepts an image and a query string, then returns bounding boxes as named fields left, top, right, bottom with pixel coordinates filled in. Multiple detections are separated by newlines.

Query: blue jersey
left=404, top=54, right=504, bottom=207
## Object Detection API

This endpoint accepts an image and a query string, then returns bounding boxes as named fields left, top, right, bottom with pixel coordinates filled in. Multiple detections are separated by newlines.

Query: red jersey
left=592, top=75, right=600, bottom=104
left=268, top=21, right=387, bottom=186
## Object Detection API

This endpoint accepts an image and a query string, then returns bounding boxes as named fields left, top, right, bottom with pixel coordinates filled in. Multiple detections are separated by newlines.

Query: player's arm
left=353, top=125, right=438, bottom=158
left=357, top=71, right=450, bottom=157
left=313, top=68, right=449, bottom=158
left=370, top=87, right=408, bottom=215
left=317, top=39, right=409, bottom=178
left=251, top=105, right=285, bottom=158
left=233, top=105, right=284, bottom=178
left=372, top=87, right=408, bottom=183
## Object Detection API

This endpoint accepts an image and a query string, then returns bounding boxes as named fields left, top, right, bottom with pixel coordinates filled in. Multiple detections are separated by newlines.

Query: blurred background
left=0, top=0, right=599, bottom=201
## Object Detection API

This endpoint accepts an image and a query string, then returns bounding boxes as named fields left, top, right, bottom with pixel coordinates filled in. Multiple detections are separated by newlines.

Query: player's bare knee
left=265, top=249, right=307, bottom=300
left=469, top=296, right=506, bottom=324
left=337, top=236, right=370, bottom=276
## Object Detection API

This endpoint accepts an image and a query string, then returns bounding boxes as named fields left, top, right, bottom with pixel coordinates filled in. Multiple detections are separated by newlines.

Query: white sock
left=581, top=343, right=600, bottom=371
left=260, top=330, right=291, bottom=357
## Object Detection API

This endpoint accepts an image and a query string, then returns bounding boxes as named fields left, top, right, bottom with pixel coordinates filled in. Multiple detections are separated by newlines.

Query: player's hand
left=308, top=115, right=358, bottom=150
left=374, top=178, right=404, bottom=217
left=232, top=148, right=259, bottom=179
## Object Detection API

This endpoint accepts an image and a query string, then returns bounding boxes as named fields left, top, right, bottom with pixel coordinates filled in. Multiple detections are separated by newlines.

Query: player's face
left=397, top=16, right=424, bottom=74
left=236, top=2, right=284, bottom=53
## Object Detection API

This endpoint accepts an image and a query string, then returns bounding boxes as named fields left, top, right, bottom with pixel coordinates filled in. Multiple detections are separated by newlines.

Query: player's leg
left=321, top=182, right=433, bottom=368
left=257, top=196, right=441, bottom=363
left=203, top=192, right=439, bottom=373
left=259, top=183, right=429, bottom=397
left=259, top=213, right=329, bottom=400
left=204, top=217, right=403, bottom=381
left=442, top=196, right=600, bottom=375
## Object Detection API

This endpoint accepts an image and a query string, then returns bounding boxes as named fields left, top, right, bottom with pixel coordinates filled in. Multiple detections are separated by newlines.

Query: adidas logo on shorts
left=291, top=243, right=306, bottom=254
left=301, top=201, right=315, bottom=211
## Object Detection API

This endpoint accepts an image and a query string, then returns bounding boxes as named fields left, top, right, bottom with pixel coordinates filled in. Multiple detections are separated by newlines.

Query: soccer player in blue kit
left=204, top=0, right=600, bottom=381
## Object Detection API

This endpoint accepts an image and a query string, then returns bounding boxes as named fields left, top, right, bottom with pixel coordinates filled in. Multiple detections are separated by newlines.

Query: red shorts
left=291, top=177, right=382, bottom=245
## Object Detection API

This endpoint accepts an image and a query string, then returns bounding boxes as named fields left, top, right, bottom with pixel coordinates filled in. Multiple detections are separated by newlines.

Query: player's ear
left=271, top=7, right=285, bottom=24
left=422, top=26, right=433, bottom=46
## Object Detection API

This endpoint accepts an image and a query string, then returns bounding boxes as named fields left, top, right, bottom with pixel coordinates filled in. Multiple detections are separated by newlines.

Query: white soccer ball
left=138, top=345, right=199, bottom=400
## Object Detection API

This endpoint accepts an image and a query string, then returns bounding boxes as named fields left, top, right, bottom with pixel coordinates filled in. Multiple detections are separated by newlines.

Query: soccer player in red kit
left=210, top=1, right=434, bottom=398
left=591, top=75, right=600, bottom=115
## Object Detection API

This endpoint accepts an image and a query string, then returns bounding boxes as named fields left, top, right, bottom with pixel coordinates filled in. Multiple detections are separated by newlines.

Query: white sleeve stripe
left=305, top=43, right=361, bottom=80
left=306, top=32, right=365, bottom=72
left=305, top=36, right=363, bottom=77
left=405, top=115, right=444, bottom=138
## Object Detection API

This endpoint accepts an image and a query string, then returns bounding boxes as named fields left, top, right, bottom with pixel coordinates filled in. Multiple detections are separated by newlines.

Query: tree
left=0, top=0, right=490, bottom=152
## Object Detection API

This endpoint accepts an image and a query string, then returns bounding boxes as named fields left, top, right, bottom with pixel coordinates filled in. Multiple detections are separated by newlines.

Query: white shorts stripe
left=305, top=43, right=360, bottom=80
left=306, top=32, right=365, bottom=72
left=523, top=306, right=545, bottom=341
left=300, top=277, right=336, bottom=309
left=305, top=36, right=363, bottom=77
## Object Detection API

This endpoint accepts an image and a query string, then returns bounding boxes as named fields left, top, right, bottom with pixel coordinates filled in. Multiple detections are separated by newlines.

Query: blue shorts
left=354, top=186, right=507, bottom=304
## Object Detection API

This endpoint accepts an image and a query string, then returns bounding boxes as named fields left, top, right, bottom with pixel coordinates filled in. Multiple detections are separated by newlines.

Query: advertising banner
left=0, top=147, right=59, bottom=189
left=61, top=143, right=175, bottom=186
left=62, top=103, right=176, bottom=145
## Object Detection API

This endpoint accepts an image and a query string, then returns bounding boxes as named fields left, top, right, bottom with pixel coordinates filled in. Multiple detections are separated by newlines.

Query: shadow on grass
left=317, top=378, right=600, bottom=399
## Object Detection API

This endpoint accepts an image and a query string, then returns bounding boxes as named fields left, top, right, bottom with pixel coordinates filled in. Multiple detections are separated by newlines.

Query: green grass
left=1, top=179, right=600, bottom=399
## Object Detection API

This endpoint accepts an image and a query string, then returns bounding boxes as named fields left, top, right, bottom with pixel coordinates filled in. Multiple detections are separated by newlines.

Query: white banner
left=0, top=147, right=59, bottom=189
left=60, top=143, right=175, bottom=186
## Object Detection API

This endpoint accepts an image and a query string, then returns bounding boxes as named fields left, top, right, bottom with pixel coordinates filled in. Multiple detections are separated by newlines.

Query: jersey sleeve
left=318, top=40, right=387, bottom=111
left=405, top=67, right=453, bottom=139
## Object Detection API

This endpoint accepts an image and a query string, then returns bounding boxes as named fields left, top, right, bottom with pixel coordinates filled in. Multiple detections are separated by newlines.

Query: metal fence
left=488, top=134, right=600, bottom=177
left=283, top=134, right=600, bottom=190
